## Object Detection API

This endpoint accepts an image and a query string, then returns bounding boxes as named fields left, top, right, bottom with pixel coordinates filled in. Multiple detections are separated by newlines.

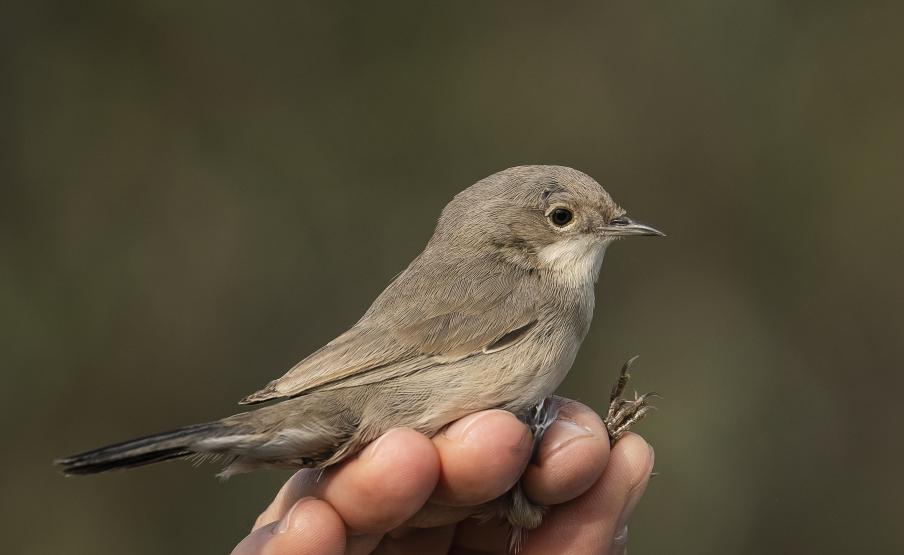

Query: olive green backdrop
left=3, top=2, right=902, bottom=553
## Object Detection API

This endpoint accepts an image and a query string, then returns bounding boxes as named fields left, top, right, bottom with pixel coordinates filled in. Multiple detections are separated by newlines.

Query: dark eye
left=549, top=207, right=573, bottom=227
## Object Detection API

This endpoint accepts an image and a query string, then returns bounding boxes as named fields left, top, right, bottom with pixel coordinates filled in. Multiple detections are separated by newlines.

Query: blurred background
left=3, top=1, right=903, bottom=553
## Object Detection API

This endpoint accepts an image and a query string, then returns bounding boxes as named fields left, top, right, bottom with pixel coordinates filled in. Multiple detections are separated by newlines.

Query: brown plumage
left=56, top=165, right=662, bottom=537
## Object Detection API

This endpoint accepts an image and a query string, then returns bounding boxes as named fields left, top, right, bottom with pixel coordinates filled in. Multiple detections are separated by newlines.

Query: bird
left=56, top=165, right=663, bottom=538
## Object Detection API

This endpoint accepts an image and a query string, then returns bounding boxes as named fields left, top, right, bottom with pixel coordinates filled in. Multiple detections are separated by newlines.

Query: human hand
left=231, top=397, right=654, bottom=555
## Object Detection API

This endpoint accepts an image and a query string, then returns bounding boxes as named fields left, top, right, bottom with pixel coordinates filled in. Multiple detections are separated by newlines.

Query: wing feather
left=239, top=250, right=538, bottom=404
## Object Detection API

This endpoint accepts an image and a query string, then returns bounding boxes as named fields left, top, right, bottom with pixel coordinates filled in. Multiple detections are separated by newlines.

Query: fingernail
left=612, top=525, right=629, bottom=555
left=614, top=524, right=629, bottom=546
left=616, top=444, right=655, bottom=531
left=360, top=427, right=406, bottom=460
left=535, top=419, right=595, bottom=464
left=274, top=497, right=315, bottom=534
left=442, top=410, right=517, bottom=442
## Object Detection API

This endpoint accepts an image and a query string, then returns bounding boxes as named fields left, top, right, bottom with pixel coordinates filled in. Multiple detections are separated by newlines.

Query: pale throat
left=537, top=236, right=611, bottom=287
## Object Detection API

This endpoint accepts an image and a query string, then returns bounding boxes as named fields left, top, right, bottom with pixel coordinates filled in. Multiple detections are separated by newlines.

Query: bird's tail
left=54, top=421, right=227, bottom=476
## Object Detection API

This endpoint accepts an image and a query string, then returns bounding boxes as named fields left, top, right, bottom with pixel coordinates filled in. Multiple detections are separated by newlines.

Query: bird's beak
left=601, top=216, right=665, bottom=237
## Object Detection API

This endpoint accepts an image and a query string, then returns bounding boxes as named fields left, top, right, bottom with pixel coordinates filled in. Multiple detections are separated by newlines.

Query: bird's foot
left=500, top=366, right=657, bottom=552
left=493, top=397, right=562, bottom=552
left=526, top=396, right=560, bottom=454
left=605, top=355, right=658, bottom=443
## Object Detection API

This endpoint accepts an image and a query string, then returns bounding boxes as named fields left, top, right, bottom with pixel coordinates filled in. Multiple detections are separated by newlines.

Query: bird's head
left=433, top=165, right=663, bottom=285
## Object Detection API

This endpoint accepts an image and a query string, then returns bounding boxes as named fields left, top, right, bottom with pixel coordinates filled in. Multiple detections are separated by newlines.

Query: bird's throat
left=537, top=237, right=610, bottom=288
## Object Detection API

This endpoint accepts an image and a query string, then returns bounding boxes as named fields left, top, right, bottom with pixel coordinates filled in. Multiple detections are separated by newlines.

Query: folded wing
left=239, top=250, right=539, bottom=404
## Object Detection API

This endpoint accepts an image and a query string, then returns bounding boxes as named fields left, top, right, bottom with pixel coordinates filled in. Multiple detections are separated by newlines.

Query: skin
left=231, top=398, right=653, bottom=555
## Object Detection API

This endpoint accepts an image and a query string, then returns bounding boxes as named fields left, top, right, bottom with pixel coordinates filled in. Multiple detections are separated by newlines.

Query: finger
left=318, top=427, right=441, bottom=534
left=345, top=534, right=384, bottom=555
left=374, top=525, right=456, bottom=553
left=521, top=399, right=610, bottom=506
left=253, top=428, right=441, bottom=536
left=431, top=409, right=533, bottom=506
left=451, top=517, right=511, bottom=554
left=611, top=524, right=630, bottom=555
left=519, top=433, right=654, bottom=555
left=232, top=497, right=346, bottom=555
left=402, top=503, right=476, bottom=529
left=253, top=468, right=321, bottom=531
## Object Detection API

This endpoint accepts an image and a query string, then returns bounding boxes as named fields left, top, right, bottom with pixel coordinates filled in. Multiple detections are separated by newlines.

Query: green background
left=3, top=2, right=903, bottom=553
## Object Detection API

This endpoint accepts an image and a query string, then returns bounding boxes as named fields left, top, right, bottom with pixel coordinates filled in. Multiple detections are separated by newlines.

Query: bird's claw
left=605, top=356, right=658, bottom=442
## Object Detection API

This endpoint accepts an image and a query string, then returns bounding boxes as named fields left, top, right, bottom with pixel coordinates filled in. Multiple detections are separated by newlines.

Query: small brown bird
left=56, top=165, right=662, bottom=536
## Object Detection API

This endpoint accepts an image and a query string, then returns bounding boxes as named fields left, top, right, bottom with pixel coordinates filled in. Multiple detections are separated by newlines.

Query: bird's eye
left=549, top=208, right=574, bottom=227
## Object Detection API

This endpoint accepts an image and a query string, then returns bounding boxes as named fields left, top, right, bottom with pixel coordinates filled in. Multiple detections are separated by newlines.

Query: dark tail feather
left=55, top=422, right=224, bottom=476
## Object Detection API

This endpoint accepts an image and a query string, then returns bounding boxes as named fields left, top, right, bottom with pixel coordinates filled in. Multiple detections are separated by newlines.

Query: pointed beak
left=601, top=216, right=665, bottom=237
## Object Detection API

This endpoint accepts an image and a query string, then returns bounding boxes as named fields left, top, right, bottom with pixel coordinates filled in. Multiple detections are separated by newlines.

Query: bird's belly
left=360, top=330, right=581, bottom=435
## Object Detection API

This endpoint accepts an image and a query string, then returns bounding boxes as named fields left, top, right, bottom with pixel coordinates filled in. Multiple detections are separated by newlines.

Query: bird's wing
left=239, top=251, right=539, bottom=404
